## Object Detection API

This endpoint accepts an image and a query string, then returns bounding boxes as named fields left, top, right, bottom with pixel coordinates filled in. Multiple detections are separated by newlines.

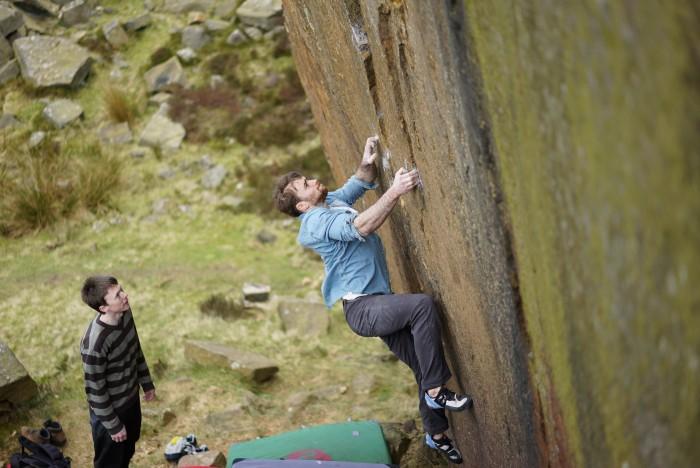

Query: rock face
left=0, top=340, right=38, bottom=406
left=237, top=0, right=282, bottom=30
left=277, top=298, right=329, bottom=337
left=282, top=1, right=700, bottom=468
left=144, top=56, right=186, bottom=93
left=185, top=340, right=278, bottom=382
left=42, top=99, right=83, bottom=128
left=13, top=36, right=92, bottom=88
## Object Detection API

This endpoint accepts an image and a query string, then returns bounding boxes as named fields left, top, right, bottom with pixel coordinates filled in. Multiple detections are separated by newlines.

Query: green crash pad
left=228, top=421, right=392, bottom=467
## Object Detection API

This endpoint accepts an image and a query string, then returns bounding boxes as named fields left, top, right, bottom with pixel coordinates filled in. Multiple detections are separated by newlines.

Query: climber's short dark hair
left=274, top=171, right=304, bottom=217
left=81, top=275, right=118, bottom=313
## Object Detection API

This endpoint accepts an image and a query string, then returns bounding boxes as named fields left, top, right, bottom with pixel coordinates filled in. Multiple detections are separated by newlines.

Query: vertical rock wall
left=282, top=1, right=700, bottom=467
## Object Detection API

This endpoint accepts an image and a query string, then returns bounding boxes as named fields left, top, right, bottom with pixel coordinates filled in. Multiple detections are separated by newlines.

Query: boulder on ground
left=144, top=56, right=186, bottom=93
left=242, top=282, right=270, bottom=302
left=13, top=35, right=92, bottom=89
left=0, top=36, right=13, bottom=66
left=42, top=99, right=83, bottom=128
left=0, top=59, right=19, bottom=85
left=277, top=298, right=330, bottom=337
left=177, top=450, right=226, bottom=468
left=59, top=0, right=90, bottom=27
left=201, top=164, right=227, bottom=188
left=0, top=4, right=23, bottom=36
left=124, top=12, right=151, bottom=31
left=0, top=114, right=19, bottom=129
left=139, top=112, right=185, bottom=150
left=103, top=20, right=128, bottom=48
left=226, top=28, right=247, bottom=46
left=185, top=340, right=278, bottom=382
left=11, top=0, right=59, bottom=17
left=204, top=19, right=229, bottom=32
left=98, top=122, right=132, bottom=145
left=0, top=340, right=38, bottom=405
left=214, top=0, right=237, bottom=20
left=181, top=25, right=209, bottom=50
left=237, top=0, right=282, bottom=30
left=162, top=0, right=214, bottom=14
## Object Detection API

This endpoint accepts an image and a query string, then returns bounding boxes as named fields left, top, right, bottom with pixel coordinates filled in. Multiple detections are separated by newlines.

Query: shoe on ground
left=43, top=418, right=67, bottom=447
left=424, top=387, right=473, bottom=411
left=425, top=433, right=463, bottom=464
left=20, top=426, right=50, bottom=445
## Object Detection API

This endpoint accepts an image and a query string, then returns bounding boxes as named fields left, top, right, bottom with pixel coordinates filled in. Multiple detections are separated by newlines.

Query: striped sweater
left=80, top=309, right=154, bottom=435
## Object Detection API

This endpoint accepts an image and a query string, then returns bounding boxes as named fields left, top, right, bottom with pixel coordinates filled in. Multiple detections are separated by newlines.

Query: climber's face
left=290, top=176, right=328, bottom=213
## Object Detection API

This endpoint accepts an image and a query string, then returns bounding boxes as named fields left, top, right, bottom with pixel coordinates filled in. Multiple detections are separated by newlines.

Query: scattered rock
left=162, top=0, right=214, bottom=14
left=219, top=195, right=243, bottom=210
left=243, top=26, right=262, bottom=41
left=13, top=0, right=59, bottom=17
left=209, top=73, right=224, bottom=88
left=199, top=154, right=213, bottom=168
left=139, top=112, right=186, bottom=150
left=28, top=130, right=45, bottom=148
left=144, top=56, right=186, bottom=93
left=13, top=35, right=92, bottom=88
left=237, top=0, right=283, bottom=31
left=42, top=99, right=83, bottom=128
left=226, top=28, right=247, bottom=46
left=204, top=19, right=228, bottom=32
left=214, top=0, right=237, bottom=20
left=263, top=25, right=285, bottom=40
left=181, top=25, right=209, bottom=50
left=256, top=229, right=276, bottom=244
left=0, top=340, right=38, bottom=405
left=178, top=451, right=226, bottom=468
left=102, top=20, right=128, bottom=48
left=0, top=59, right=20, bottom=86
left=201, top=164, right=227, bottom=189
left=152, top=198, right=169, bottom=214
left=176, top=47, right=196, bottom=63
left=129, top=147, right=149, bottom=159
left=59, top=0, right=90, bottom=27
left=277, top=298, right=330, bottom=337
left=0, top=36, right=13, bottom=66
left=97, top=121, right=132, bottom=145
left=0, top=114, right=19, bottom=129
left=158, top=166, right=176, bottom=179
left=242, top=282, right=270, bottom=302
left=0, top=4, right=23, bottom=37
left=185, top=340, right=279, bottom=383
left=148, top=92, right=171, bottom=106
left=124, top=12, right=151, bottom=31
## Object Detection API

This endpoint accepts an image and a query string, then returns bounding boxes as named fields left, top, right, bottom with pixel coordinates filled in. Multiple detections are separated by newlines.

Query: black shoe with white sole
left=424, top=387, right=473, bottom=411
left=425, top=433, right=463, bottom=464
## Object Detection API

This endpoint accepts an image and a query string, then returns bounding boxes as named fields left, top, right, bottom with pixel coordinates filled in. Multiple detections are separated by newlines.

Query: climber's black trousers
left=343, top=293, right=451, bottom=435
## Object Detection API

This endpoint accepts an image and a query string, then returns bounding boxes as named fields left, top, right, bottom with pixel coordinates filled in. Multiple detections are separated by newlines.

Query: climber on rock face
left=274, top=135, right=473, bottom=464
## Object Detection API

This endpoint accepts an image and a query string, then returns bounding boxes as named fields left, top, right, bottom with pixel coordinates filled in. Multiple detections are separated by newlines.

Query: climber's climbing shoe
left=424, top=387, right=473, bottom=411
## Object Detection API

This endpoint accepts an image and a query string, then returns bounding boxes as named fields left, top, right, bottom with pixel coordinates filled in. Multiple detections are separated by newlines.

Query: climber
left=273, top=135, right=473, bottom=464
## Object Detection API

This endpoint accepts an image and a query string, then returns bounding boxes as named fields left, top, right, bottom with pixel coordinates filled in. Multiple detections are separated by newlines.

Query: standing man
left=273, top=136, right=472, bottom=464
left=80, top=275, right=156, bottom=468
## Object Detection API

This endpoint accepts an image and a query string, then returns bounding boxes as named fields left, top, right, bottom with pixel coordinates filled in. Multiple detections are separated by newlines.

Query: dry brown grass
left=167, top=85, right=241, bottom=143
left=0, top=135, right=122, bottom=236
left=102, top=86, right=139, bottom=126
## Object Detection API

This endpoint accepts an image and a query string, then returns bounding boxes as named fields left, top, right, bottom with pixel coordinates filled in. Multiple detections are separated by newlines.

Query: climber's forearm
left=353, top=187, right=400, bottom=236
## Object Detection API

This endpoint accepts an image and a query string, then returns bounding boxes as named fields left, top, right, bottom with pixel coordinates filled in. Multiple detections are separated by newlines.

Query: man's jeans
left=343, top=293, right=452, bottom=435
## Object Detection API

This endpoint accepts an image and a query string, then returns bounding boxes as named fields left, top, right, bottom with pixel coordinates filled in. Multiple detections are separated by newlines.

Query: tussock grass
left=0, top=136, right=122, bottom=236
left=102, top=86, right=139, bottom=126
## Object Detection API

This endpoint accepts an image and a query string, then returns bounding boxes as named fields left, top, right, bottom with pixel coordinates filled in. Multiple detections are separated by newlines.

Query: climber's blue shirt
left=298, top=176, right=392, bottom=308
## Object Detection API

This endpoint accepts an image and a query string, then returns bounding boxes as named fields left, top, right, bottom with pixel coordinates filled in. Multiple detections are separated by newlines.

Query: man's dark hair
left=81, top=275, right=118, bottom=313
left=274, top=171, right=303, bottom=217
